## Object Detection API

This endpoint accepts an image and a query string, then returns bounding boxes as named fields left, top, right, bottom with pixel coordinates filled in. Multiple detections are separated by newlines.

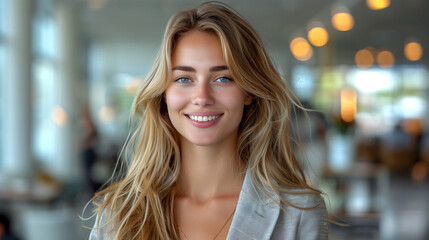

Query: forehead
left=172, top=30, right=226, bottom=67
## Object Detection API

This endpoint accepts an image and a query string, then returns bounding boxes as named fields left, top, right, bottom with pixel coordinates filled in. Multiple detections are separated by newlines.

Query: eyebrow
left=172, top=65, right=229, bottom=72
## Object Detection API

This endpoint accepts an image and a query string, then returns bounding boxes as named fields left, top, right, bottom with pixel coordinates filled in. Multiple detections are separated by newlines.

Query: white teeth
left=188, top=114, right=220, bottom=122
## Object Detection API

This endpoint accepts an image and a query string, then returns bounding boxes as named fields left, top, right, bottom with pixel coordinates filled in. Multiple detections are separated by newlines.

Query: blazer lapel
left=227, top=170, right=280, bottom=240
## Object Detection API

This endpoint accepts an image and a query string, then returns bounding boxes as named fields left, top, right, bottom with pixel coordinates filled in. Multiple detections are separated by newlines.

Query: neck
left=177, top=135, right=244, bottom=203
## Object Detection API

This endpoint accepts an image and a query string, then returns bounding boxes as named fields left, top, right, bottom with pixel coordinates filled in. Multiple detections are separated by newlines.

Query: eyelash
left=174, top=76, right=233, bottom=84
left=175, top=77, right=192, bottom=84
left=215, top=77, right=232, bottom=83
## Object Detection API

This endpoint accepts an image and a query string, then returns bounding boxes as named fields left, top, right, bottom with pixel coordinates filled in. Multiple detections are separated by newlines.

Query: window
left=0, top=0, right=6, bottom=168
left=32, top=14, right=57, bottom=166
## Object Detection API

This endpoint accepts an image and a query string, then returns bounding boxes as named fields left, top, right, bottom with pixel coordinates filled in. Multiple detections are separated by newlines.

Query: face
left=165, top=30, right=251, bottom=147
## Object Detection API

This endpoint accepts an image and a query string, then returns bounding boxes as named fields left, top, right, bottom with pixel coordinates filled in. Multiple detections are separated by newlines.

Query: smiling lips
left=186, top=113, right=223, bottom=128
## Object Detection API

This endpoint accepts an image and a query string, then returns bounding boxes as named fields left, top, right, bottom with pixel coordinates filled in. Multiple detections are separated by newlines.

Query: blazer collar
left=227, top=169, right=280, bottom=240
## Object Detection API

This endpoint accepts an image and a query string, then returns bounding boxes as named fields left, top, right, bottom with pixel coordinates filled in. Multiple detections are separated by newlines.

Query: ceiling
left=49, top=0, right=429, bottom=66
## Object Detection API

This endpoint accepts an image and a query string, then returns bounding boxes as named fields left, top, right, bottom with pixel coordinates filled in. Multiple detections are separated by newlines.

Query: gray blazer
left=89, top=170, right=329, bottom=239
left=226, top=170, right=329, bottom=239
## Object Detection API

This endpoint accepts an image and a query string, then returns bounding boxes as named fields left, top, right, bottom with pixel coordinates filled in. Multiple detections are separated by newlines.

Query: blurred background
left=0, top=0, right=428, bottom=239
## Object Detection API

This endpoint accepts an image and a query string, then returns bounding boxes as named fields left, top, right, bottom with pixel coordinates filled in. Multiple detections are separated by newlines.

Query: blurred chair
left=379, top=123, right=417, bottom=173
left=411, top=131, right=429, bottom=181
left=420, top=131, right=429, bottom=164
left=356, top=136, right=381, bottom=164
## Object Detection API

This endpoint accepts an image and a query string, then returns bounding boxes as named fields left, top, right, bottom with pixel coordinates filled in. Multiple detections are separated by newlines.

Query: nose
left=191, top=82, right=215, bottom=107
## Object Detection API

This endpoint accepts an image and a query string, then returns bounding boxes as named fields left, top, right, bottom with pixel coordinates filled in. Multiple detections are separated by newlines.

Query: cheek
left=220, top=89, right=247, bottom=111
left=165, top=88, right=188, bottom=114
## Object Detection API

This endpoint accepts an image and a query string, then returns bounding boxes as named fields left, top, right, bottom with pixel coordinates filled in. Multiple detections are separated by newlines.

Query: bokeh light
left=307, top=27, right=329, bottom=47
left=98, top=106, right=116, bottom=123
left=376, top=50, right=395, bottom=68
left=51, top=106, right=68, bottom=126
left=340, top=87, right=357, bottom=123
left=367, top=0, right=390, bottom=10
left=290, top=37, right=313, bottom=61
left=355, top=48, right=375, bottom=69
left=125, top=78, right=142, bottom=95
left=332, top=12, right=354, bottom=31
left=404, top=42, right=423, bottom=61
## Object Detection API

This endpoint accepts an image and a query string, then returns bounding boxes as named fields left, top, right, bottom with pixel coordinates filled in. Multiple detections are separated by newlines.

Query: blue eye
left=215, top=77, right=231, bottom=83
left=176, top=77, right=191, bottom=84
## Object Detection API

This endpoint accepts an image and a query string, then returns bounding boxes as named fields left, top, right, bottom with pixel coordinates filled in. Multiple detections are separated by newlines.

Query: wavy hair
left=89, top=1, right=321, bottom=239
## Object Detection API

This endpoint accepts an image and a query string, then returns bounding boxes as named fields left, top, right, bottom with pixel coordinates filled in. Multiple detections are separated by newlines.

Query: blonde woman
left=89, top=1, right=328, bottom=239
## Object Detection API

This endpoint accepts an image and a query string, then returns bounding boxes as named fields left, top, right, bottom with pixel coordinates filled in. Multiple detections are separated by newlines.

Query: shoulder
left=273, top=190, right=329, bottom=240
left=280, top=189, right=326, bottom=209
left=239, top=170, right=329, bottom=239
left=89, top=209, right=105, bottom=240
left=89, top=207, right=116, bottom=240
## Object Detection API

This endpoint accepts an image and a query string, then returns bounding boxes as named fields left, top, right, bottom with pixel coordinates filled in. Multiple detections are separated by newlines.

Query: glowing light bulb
left=376, top=50, right=395, bottom=68
left=98, top=106, right=116, bottom=123
left=51, top=106, right=68, bottom=126
left=340, top=87, right=357, bottom=123
left=367, top=0, right=390, bottom=10
left=332, top=12, right=354, bottom=31
left=290, top=37, right=313, bottom=61
left=308, top=27, right=329, bottom=47
left=404, top=42, right=423, bottom=61
left=355, top=48, right=374, bottom=69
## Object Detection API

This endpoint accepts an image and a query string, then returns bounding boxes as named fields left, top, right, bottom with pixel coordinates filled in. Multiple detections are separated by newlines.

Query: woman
left=89, top=2, right=328, bottom=239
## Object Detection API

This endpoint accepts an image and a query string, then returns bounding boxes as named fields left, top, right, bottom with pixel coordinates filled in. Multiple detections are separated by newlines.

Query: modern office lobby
left=1, top=0, right=428, bottom=239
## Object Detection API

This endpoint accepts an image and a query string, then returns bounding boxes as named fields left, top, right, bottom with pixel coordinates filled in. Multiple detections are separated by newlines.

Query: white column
left=1, top=0, right=33, bottom=177
left=426, top=74, right=429, bottom=128
left=52, top=2, right=82, bottom=181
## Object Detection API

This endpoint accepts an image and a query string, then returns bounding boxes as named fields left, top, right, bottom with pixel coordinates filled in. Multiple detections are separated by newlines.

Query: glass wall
left=0, top=0, right=6, bottom=169
left=32, top=13, right=57, bottom=167
left=292, top=64, right=429, bottom=168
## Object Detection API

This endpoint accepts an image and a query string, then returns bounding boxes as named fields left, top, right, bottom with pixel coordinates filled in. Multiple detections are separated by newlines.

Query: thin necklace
left=179, top=207, right=236, bottom=240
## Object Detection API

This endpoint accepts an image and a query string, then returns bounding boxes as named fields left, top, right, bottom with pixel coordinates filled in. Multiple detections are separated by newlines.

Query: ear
left=244, top=95, right=252, bottom=105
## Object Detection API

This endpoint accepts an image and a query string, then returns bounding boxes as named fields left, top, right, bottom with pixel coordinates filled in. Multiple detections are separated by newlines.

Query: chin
left=183, top=133, right=222, bottom=146
left=188, top=137, right=220, bottom=147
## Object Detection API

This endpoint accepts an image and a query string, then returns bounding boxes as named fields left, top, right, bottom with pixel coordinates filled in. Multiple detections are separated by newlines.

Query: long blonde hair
left=90, top=1, right=321, bottom=239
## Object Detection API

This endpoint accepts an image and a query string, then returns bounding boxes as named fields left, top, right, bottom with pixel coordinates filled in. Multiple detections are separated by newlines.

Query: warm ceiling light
left=290, top=37, right=313, bottom=61
left=340, top=87, right=357, bottom=123
left=355, top=48, right=374, bottom=69
left=307, top=27, right=329, bottom=47
left=51, top=106, right=68, bottom=126
left=366, top=0, right=390, bottom=10
left=376, top=50, right=395, bottom=68
left=332, top=12, right=354, bottom=31
left=404, top=42, right=423, bottom=61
